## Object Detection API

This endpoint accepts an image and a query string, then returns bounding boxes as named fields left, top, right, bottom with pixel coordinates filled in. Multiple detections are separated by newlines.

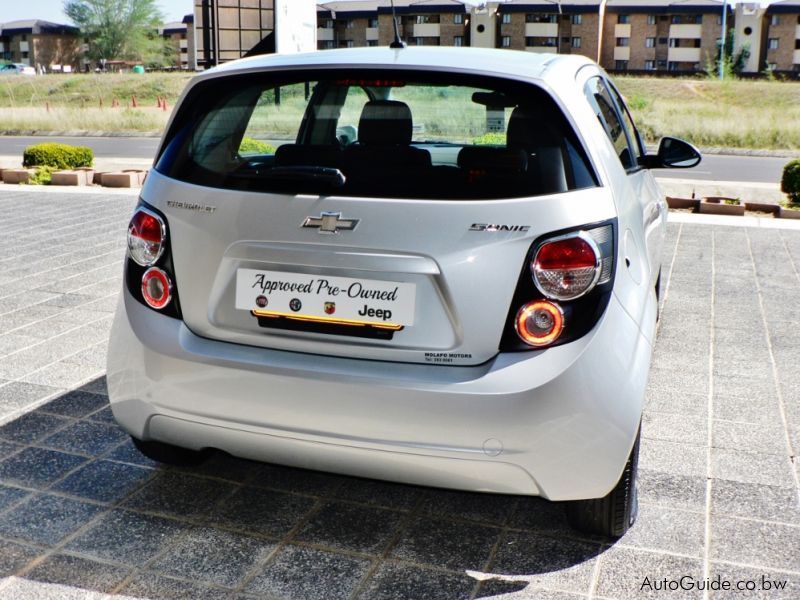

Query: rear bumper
left=107, top=287, right=654, bottom=500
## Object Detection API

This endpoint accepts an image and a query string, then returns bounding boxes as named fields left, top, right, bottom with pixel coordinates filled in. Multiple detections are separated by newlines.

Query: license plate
left=235, top=269, right=416, bottom=327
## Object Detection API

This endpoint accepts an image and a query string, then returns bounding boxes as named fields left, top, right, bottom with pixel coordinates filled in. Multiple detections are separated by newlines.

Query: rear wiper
left=262, top=166, right=346, bottom=188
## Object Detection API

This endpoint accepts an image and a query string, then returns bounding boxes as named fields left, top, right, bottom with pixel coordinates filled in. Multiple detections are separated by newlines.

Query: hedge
left=238, top=137, right=276, bottom=154
left=781, top=158, right=800, bottom=205
left=22, top=143, right=94, bottom=170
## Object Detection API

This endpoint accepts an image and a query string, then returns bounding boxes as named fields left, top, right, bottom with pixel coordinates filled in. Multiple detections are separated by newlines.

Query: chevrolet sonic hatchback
left=108, top=47, right=700, bottom=537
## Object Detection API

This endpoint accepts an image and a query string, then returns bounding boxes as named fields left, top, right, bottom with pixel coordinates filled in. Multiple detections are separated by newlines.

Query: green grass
left=2, top=72, right=800, bottom=150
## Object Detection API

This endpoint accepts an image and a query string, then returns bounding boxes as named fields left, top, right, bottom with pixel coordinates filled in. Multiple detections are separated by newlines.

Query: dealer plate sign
left=235, top=269, right=416, bottom=326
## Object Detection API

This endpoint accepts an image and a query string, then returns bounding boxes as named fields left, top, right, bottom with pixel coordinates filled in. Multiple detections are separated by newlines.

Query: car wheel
left=130, top=436, right=209, bottom=466
left=564, top=426, right=640, bottom=538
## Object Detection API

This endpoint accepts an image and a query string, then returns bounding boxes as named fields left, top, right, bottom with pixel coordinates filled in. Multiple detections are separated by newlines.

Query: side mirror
left=643, top=137, right=702, bottom=169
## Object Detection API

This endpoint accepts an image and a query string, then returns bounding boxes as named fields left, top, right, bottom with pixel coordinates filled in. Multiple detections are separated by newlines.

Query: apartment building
left=764, top=0, right=800, bottom=73
left=0, top=20, right=82, bottom=71
left=194, top=0, right=275, bottom=68
left=159, top=17, right=196, bottom=70
left=602, top=0, right=729, bottom=73
left=496, top=1, right=601, bottom=61
left=317, top=1, right=385, bottom=50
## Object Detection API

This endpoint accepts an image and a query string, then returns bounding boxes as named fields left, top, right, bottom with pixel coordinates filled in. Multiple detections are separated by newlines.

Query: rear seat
left=274, top=144, right=342, bottom=169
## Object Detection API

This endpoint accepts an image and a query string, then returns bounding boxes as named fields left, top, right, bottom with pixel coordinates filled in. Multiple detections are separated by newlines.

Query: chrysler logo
left=301, top=212, right=359, bottom=235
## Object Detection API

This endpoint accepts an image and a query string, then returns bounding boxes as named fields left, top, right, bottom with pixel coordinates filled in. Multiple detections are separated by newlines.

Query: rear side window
left=156, top=69, right=598, bottom=199
left=583, top=76, right=637, bottom=171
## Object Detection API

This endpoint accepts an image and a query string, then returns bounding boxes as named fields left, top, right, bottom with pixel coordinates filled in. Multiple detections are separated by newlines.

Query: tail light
left=141, top=267, right=172, bottom=309
left=532, top=232, right=600, bottom=300
left=515, top=300, right=564, bottom=347
left=125, top=201, right=182, bottom=319
left=500, top=221, right=616, bottom=352
left=128, top=208, right=166, bottom=266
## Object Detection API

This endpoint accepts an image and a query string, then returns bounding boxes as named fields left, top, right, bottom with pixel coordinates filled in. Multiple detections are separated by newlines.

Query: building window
left=368, top=18, right=378, bottom=28
left=526, top=14, right=558, bottom=24
left=716, top=16, right=722, bottom=25
left=572, top=15, right=582, bottom=25
left=616, top=37, right=630, bottom=47
left=367, top=40, right=378, bottom=47
left=21, top=34, right=27, bottom=41
left=526, top=37, right=557, bottom=47
left=668, top=62, right=678, bottom=71
left=770, top=15, right=780, bottom=26
left=453, top=14, right=463, bottom=25
left=346, top=40, right=354, bottom=48
left=671, top=16, right=680, bottom=24
left=615, top=60, right=628, bottom=70
left=501, top=36, right=511, bottom=47
left=346, top=20, right=354, bottom=29
left=768, top=38, right=779, bottom=50
left=796, top=39, right=800, bottom=50
left=501, top=13, right=511, bottom=25
left=416, top=15, right=440, bottom=24
left=572, top=37, right=581, bottom=48
left=322, top=41, right=335, bottom=49
left=322, top=19, right=334, bottom=29
left=618, top=15, right=630, bottom=24
left=658, top=37, right=668, bottom=45
left=647, top=15, right=656, bottom=26
left=453, top=36, right=463, bottom=47
left=645, top=60, right=656, bottom=71
left=645, top=37, right=655, bottom=48
left=21, top=51, right=29, bottom=58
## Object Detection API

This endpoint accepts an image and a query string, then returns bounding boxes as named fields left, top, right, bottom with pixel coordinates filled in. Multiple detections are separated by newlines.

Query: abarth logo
left=289, top=298, right=302, bottom=312
left=324, top=302, right=336, bottom=315
left=255, top=295, right=268, bottom=308
left=301, top=212, right=359, bottom=235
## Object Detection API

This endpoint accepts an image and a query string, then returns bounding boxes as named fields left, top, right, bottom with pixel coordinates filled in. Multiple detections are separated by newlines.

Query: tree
left=64, top=0, right=165, bottom=63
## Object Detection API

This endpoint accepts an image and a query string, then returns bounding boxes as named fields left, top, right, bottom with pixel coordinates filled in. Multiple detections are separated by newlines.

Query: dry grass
left=2, top=72, right=800, bottom=150
left=615, top=76, right=800, bottom=150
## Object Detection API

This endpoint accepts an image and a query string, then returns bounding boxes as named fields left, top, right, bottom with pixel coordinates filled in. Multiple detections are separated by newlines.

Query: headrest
left=507, top=105, right=559, bottom=149
left=358, top=100, right=413, bottom=145
left=458, top=147, right=528, bottom=174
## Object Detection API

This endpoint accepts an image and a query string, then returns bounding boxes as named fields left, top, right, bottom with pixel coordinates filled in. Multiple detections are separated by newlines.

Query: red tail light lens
left=141, top=267, right=172, bottom=309
left=532, top=232, right=600, bottom=301
left=515, top=300, right=564, bottom=347
left=128, top=208, right=166, bottom=266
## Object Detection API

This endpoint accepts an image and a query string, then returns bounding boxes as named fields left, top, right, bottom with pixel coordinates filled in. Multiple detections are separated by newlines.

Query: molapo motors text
left=641, top=575, right=788, bottom=592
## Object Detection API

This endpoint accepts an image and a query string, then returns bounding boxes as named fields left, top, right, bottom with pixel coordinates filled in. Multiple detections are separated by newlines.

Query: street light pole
left=719, top=0, right=728, bottom=79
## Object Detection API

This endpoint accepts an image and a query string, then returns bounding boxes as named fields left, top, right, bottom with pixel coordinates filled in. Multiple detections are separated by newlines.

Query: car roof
left=197, top=47, right=595, bottom=86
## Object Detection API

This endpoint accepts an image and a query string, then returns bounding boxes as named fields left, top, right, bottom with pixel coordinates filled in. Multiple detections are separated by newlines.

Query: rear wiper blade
left=263, top=166, right=346, bottom=188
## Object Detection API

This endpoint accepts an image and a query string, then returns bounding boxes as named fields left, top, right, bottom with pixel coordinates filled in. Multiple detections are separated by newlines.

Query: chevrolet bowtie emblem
left=301, top=212, right=359, bottom=235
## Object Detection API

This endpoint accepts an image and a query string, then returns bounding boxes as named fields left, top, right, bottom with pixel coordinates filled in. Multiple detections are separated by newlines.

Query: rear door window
left=583, top=76, right=638, bottom=171
left=157, top=69, right=599, bottom=199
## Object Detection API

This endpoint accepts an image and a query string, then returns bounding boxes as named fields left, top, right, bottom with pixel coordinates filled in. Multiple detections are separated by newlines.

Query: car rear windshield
left=155, top=68, right=598, bottom=199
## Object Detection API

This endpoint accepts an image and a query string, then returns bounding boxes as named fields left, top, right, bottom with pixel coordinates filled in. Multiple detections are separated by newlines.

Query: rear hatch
left=148, top=66, right=613, bottom=366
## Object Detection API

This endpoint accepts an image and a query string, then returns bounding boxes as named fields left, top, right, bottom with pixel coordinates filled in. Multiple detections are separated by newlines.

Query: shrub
left=25, top=166, right=57, bottom=186
left=238, top=137, right=275, bottom=154
left=781, top=159, right=800, bottom=205
left=472, top=132, right=507, bottom=146
left=22, top=143, right=94, bottom=169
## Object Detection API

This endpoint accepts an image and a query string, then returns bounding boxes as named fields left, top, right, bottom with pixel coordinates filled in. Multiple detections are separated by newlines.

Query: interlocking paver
left=2, top=192, right=800, bottom=599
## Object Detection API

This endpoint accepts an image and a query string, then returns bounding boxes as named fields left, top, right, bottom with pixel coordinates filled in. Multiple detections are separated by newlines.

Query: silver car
left=108, top=47, right=700, bottom=537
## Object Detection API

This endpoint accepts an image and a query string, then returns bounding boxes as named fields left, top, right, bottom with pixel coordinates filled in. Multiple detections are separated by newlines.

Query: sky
left=0, top=0, right=193, bottom=25
left=0, top=0, right=777, bottom=27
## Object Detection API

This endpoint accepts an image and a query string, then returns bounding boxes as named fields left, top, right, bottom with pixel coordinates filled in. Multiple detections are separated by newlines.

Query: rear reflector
left=515, top=300, right=564, bottom=347
left=141, top=267, right=172, bottom=310
left=128, top=208, right=166, bottom=266
left=532, top=232, right=600, bottom=301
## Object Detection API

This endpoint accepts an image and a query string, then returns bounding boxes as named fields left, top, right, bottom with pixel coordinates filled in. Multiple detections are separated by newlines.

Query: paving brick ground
left=0, top=189, right=798, bottom=599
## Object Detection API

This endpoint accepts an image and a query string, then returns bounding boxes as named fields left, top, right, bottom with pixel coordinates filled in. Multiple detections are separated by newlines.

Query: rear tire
left=130, top=436, right=209, bottom=466
left=565, top=427, right=640, bottom=538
